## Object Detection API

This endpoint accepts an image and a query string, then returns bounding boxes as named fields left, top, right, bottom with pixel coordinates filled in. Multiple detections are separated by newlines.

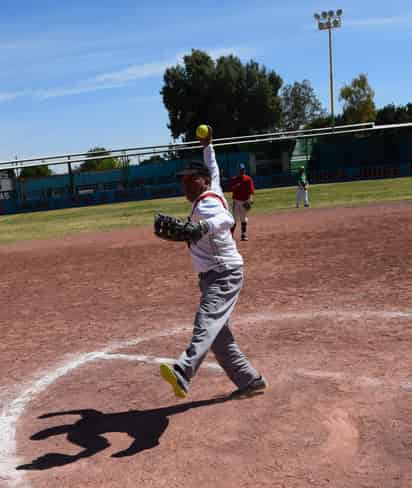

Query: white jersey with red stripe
left=189, top=191, right=243, bottom=273
left=203, top=143, right=223, bottom=195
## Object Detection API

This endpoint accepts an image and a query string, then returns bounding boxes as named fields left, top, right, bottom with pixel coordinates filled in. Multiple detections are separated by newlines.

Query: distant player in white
left=296, top=166, right=310, bottom=208
left=158, top=157, right=267, bottom=399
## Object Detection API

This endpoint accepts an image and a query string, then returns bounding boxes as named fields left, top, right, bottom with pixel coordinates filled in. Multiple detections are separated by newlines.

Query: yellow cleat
left=160, top=363, right=187, bottom=398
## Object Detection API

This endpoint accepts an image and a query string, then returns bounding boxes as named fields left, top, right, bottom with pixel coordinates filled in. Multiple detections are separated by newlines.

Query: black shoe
left=230, top=376, right=268, bottom=399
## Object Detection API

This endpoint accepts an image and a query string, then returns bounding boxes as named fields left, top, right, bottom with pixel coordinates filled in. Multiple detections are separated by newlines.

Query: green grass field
left=1, top=177, right=411, bottom=245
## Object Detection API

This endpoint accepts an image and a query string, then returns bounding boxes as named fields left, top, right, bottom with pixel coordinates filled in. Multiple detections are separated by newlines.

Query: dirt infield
left=1, top=201, right=412, bottom=488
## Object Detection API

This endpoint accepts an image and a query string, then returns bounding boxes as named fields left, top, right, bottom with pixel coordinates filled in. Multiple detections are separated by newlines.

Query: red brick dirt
left=1, top=201, right=412, bottom=488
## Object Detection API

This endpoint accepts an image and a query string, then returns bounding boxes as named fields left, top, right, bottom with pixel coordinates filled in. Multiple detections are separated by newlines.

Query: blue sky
left=0, top=0, right=411, bottom=164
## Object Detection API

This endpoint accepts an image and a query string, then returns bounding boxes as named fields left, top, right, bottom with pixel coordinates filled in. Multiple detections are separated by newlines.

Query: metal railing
left=0, top=122, right=376, bottom=171
left=1, top=121, right=412, bottom=171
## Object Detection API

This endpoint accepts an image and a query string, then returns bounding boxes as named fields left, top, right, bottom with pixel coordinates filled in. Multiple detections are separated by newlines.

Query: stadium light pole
left=314, top=9, right=343, bottom=126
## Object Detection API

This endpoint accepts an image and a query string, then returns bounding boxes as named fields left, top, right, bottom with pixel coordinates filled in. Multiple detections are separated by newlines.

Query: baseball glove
left=243, top=201, right=253, bottom=211
left=154, top=213, right=209, bottom=243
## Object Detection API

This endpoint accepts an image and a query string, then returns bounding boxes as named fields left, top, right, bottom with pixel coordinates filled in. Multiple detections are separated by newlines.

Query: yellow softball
left=196, top=124, right=210, bottom=140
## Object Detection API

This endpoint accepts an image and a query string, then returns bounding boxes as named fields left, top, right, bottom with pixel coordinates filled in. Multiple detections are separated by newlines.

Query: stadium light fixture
left=313, top=9, right=343, bottom=126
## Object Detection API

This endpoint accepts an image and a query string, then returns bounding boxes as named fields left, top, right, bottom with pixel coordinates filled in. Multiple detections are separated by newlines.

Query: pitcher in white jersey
left=159, top=160, right=267, bottom=399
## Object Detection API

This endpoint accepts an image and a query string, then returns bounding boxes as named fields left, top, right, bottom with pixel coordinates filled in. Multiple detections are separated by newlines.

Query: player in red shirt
left=229, top=163, right=255, bottom=241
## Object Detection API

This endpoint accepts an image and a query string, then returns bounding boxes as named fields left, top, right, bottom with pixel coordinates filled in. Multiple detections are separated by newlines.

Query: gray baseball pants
left=175, top=266, right=259, bottom=390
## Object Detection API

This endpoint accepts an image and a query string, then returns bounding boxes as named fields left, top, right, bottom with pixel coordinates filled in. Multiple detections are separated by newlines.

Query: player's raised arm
left=196, top=124, right=223, bottom=195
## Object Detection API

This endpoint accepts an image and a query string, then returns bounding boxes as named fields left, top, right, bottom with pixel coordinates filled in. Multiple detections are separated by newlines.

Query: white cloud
left=94, top=46, right=252, bottom=85
left=35, top=57, right=176, bottom=99
left=0, top=46, right=254, bottom=102
left=208, top=46, right=254, bottom=59
left=306, top=14, right=412, bottom=31
left=96, top=60, right=172, bottom=84
left=35, top=81, right=127, bottom=99
left=0, top=91, right=26, bottom=102
left=345, top=15, right=412, bottom=28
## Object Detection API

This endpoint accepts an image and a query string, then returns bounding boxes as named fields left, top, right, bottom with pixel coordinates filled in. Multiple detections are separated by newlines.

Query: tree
left=304, top=113, right=349, bottom=129
left=339, top=74, right=376, bottom=124
left=139, top=154, right=168, bottom=165
left=375, top=103, right=412, bottom=125
left=161, top=49, right=282, bottom=141
left=80, top=147, right=121, bottom=172
left=305, top=115, right=333, bottom=129
left=280, top=80, right=327, bottom=130
left=19, top=165, right=52, bottom=178
left=164, top=143, right=180, bottom=161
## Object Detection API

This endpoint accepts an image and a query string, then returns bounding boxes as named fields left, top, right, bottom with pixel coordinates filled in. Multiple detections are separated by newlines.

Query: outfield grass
left=1, top=176, right=411, bottom=244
